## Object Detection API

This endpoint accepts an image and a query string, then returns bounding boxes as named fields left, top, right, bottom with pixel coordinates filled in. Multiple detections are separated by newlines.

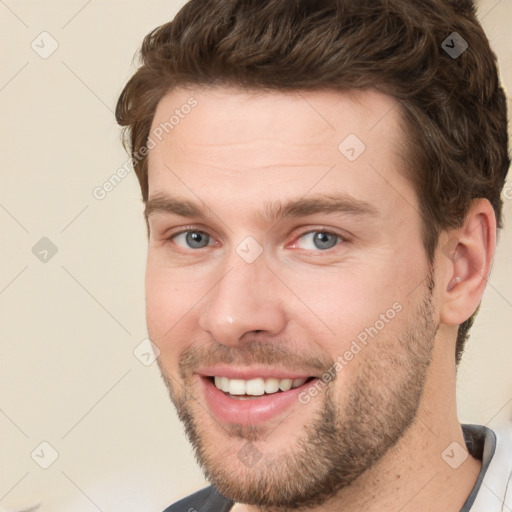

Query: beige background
left=0, top=1, right=511, bottom=511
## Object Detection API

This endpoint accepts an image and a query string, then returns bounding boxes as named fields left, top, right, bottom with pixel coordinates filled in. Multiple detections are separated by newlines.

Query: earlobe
left=439, top=199, right=496, bottom=326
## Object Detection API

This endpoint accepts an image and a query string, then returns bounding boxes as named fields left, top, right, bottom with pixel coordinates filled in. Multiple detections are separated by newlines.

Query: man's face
left=145, top=87, right=438, bottom=508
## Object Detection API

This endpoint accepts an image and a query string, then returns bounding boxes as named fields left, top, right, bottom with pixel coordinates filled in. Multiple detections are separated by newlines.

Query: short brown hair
left=115, top=0, right=510, bottom=365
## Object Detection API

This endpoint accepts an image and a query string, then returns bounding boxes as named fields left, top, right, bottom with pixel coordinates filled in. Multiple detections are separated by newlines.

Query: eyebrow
left=144, top=192, right=379, bottom=225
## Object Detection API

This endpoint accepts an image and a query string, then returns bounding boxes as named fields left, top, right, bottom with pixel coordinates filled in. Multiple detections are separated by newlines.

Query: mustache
left=179, top=340, right=333, bottom=379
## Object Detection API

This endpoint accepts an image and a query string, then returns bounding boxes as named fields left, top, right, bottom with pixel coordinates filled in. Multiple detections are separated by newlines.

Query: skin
left=145, top=86, right=494, bottom=512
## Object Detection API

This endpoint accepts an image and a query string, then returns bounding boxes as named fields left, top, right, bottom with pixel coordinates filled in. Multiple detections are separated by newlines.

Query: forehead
left=146, top=86, right=417, bottom=223
left=149, top=86, right=403, bottom=156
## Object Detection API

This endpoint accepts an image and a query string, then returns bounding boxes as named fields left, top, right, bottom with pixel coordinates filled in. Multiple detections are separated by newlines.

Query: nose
left=198, top=249, right=288, bottom=346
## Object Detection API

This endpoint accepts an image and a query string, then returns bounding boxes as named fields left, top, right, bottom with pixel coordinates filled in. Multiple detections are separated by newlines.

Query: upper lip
left=196, top=366, right=315, bottom=380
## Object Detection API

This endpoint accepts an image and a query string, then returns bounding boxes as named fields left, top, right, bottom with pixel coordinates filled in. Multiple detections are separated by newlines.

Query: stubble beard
left=159, top=275, right=437, bottom=511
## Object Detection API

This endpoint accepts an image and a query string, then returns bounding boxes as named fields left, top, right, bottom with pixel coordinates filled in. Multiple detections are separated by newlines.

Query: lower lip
left=200, top=377, right=316, bottom=425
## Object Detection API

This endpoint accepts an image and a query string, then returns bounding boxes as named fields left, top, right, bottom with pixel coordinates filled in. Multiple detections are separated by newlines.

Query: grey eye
left=310, top=231, right=339, bottom=250
left=173, top=231, right=212, bottom=249
left=295, top=231, right=341, bottom=251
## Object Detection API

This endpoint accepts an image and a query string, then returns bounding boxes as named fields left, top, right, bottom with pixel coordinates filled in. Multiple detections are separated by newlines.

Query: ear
left=438, top=199, right=496, bottom=326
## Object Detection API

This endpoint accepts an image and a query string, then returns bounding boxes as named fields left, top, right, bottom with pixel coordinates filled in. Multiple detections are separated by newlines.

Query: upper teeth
left=214, top=376, right=307, bottom=396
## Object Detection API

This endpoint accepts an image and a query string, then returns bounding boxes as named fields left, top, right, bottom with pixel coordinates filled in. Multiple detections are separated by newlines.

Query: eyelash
left=165, top=226, right=347, bottom=254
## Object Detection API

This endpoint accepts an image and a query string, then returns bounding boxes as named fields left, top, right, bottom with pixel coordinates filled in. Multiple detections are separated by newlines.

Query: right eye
left=168, top=230, right=216, bottom=250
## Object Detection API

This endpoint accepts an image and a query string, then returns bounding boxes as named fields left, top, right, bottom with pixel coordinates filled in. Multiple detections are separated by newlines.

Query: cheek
left=145, top=273, right=192, bottom=376
left=286, top=257, right=419, bottom=358
left=145, top=259, right=193, bottom=345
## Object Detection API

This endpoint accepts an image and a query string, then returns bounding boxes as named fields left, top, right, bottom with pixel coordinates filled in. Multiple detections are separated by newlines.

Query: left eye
left=294, top=231, right=342, bottom=251
left=171, top=230, right=214, bottom=249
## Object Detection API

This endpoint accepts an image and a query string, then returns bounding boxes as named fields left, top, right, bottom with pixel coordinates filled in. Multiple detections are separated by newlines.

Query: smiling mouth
left=200, top=373, right=321, bottom=424
left=210, top=376, right=315, bottom=399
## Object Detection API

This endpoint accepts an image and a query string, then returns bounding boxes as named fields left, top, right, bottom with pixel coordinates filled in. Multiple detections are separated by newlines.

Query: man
left=115, top=0, right=512, bottom=510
